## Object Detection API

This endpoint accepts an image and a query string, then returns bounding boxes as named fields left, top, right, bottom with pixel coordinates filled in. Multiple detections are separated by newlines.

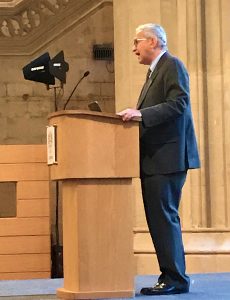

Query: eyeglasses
left=133, top=38, right=147, bottom=47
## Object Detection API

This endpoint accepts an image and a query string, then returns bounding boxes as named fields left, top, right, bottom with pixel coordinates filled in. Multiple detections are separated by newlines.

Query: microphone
left=63, top=71, right=90, bottom=110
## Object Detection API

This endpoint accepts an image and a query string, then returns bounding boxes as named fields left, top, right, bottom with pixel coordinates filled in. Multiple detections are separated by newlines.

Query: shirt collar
left=149, top=50, right=166, bottom=74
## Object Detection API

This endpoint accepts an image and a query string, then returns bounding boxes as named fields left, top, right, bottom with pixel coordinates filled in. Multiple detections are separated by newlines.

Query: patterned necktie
left=145, top=68, right=152, bottom=82
left=137, top=68, right=152, bottom=108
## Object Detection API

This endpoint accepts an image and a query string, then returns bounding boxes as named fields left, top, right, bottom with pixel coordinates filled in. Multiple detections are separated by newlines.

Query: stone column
left=113, top=0, right=230, bottom=274
left=203, top=0, right=230, bottom=228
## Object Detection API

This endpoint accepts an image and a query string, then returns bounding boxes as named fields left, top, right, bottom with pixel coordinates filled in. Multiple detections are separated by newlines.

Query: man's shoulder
left=164, top=53, right=187, bottom=68
left=161, top=53, right=188, bottom=74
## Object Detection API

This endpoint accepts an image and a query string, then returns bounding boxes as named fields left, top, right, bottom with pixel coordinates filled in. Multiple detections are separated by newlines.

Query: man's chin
left=138, top=58, right=144, bottom=64
left=137, top=57, right=148, bottom=65
left=138, top=60, right=148, bottom=65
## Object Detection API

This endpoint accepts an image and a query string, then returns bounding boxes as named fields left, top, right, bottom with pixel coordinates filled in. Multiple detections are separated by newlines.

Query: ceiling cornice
left=0, top=0, right=113, bottom=56
left=0, top=1, right=24, bottom=8
left=0, top=0, right=37, bottom=13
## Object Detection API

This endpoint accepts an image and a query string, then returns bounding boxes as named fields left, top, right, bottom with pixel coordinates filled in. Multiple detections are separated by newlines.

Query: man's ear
left=150, top=36, right=158, bottom=49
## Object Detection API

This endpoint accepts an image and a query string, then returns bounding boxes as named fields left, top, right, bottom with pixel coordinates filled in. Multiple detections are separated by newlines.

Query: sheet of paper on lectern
left=47, top=125, right=57, bottom=165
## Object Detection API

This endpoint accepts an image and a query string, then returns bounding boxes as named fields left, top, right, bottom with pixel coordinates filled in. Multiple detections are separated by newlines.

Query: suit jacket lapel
left=136, top=52, right=170, bottom=109
left=136, top=70, right=158, bottom=108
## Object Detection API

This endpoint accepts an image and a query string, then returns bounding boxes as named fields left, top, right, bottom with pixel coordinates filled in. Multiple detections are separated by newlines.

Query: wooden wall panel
left=0, top=145, right=50, bottom=279
left=17, top=199, right=49, bottom=217
left=0, top=236, right=50, bottom=254
left=0, top=145, right=47, bottom=163
left=17, top=181, right=49, bottom=199
left=0, top=163, right=49, bottom=181
left=0, top=217, right=49, bottom=236
left=0, top=254, right=50, bottom=272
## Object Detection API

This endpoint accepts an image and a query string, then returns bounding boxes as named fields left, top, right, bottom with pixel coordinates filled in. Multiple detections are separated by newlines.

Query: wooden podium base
left=59, top=179, right=134, bottom=299
left=57, top=288, right=134, bottom=299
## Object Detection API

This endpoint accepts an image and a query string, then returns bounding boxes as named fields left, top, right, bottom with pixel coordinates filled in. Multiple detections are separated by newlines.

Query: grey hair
left=136, top=23, right=168, bottom=50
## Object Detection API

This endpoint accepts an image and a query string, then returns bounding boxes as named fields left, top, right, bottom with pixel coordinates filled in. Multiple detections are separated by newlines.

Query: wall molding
left=0, top=0, right=113, bottom=55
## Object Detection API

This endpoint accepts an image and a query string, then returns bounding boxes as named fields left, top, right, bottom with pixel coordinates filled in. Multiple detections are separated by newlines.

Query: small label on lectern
left=47, top=125, right=57, bottom=165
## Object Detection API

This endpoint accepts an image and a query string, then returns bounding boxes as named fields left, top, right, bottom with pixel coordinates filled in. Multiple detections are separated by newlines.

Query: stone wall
left=0, top=0, right=114, bottom=145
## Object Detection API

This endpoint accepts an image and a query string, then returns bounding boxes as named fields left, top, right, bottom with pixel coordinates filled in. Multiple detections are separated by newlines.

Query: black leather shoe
left=140, top=282, right=189, bottom=296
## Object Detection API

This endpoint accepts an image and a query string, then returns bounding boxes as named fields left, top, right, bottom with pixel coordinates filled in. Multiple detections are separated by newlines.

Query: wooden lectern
left=48, top=110, right=140, bottom=299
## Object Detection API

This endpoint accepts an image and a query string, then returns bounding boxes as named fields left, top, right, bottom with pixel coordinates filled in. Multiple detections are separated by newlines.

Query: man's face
left=132, top=31, right=157, bottom=65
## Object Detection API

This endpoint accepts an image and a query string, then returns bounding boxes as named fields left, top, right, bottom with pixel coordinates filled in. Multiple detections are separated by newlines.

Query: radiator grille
left=93, top=44, right=114, bottom=61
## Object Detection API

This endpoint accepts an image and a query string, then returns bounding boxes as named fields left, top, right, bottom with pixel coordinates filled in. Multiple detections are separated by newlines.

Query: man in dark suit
left=118, top=23, right=200, bottom=295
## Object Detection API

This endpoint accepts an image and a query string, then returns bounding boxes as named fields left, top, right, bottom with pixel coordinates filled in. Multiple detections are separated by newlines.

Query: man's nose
left=132, top=45, right=136, bottom=52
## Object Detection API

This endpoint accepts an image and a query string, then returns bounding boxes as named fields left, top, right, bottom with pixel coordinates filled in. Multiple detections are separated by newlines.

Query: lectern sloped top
left=48, top=110, right=140, bottom=180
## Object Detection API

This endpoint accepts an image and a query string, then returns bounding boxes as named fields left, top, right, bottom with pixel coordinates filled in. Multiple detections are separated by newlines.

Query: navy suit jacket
left=137, top=52, right=200, bottom=175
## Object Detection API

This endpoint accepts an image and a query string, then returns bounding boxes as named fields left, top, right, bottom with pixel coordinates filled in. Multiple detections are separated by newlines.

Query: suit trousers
left=141, top=171, right=190, bottom=289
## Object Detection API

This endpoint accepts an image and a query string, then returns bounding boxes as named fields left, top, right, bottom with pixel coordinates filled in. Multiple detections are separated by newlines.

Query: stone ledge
left=135, top=253, right=230, bottom=274
left=134, top=229, right=230, bottom=254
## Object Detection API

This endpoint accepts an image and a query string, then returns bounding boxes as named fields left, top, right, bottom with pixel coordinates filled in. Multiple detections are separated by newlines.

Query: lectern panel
left=61, top=178, right=134, bottom=297
left=49, top=111, right=139, bottom=179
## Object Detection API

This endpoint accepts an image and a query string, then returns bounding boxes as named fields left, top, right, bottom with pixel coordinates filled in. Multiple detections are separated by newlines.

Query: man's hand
left=117, top=108, right=142, bottom=122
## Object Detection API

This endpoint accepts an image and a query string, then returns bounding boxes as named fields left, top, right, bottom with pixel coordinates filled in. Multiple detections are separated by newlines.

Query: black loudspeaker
left=23, top=52, right=55, bottom=85
left=49, top=50, right=69, bottom=84
left=22, top=51, right=69, bottom=86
